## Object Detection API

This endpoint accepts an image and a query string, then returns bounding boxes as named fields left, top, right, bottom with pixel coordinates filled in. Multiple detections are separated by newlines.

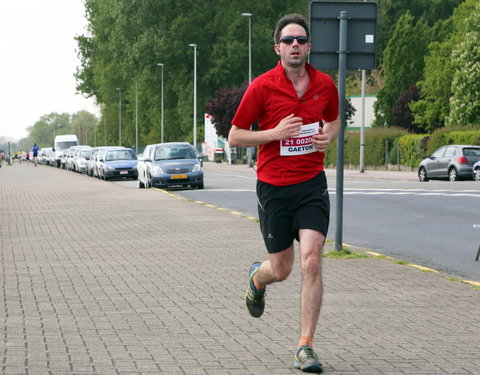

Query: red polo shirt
left=232, top=61, right=339, bottom=186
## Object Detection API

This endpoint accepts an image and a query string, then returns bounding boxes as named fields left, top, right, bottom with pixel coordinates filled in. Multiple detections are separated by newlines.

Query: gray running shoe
left=245, top=262, right=265, bottom=317
left=294, top=346, right=323, bottom=373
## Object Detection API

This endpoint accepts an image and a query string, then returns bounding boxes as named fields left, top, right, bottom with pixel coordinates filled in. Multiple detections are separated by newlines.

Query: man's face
left=274, top=23, right=311, bottom=68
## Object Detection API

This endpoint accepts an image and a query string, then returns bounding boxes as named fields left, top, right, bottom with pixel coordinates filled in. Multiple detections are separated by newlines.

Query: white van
left=53, top=135, right=79, bottom=167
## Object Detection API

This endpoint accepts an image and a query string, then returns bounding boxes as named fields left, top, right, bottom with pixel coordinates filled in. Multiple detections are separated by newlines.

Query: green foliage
left=427, top=128, right=480, bottom=154
left=375, top=0, right=463, bottom=64
left=448, top=1, right=480, bottom=127
left=325, top=128, right=407, bottom=167
left=398, top=134, right=429, bottom=167
left=75, top=0, right=311, bottom=149
left=410, top=37, right=453, bottom=132
left=374, top=13, right=434, bottom=127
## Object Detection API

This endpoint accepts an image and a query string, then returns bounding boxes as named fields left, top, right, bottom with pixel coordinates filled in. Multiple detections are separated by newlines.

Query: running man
left=32, top=143, right=39, bottom=167
left=228, top=14, right=340, bottom=373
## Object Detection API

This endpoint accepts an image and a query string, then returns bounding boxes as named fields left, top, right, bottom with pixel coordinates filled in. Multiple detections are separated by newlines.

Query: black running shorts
left=256, top=171, right=330, bottom=253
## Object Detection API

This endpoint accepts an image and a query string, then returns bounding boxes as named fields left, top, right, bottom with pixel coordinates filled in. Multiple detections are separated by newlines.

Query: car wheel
left=418, top=167, right=428, bottom=182
left=448, top=167, right=458, bottom=182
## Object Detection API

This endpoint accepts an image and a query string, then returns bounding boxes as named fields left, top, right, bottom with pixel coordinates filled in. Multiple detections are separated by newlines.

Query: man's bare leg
left=298, top=229, right=324, bottom=340
left=253, top=245, right=295, bottom=289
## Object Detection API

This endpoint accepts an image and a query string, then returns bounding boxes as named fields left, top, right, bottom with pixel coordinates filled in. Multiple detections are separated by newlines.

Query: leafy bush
left=428, top=127, right=480, bottom=153
left=326, top=127, right=407, bottom=167
left=398, top=134, right=430, bottom=167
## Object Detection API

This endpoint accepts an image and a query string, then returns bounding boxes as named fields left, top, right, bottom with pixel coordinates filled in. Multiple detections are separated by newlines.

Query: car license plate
left=120, top=171, right=128, bottom=175
left=171, top=174, right=187, bottom=179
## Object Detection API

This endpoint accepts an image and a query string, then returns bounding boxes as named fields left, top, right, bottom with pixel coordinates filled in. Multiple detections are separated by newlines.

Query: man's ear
left=274, top=44, right=280, bottom=55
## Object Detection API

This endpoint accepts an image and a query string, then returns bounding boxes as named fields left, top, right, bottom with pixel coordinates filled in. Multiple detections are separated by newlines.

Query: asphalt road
left=150, top=164, right=480, bottom=282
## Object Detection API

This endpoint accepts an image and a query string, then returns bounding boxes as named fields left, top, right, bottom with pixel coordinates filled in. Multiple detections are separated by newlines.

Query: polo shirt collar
left=274, top=61, right=318, bottom=80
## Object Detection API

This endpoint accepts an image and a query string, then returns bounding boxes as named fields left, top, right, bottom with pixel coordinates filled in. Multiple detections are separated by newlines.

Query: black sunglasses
left=279, top=36, right=309, bottom=45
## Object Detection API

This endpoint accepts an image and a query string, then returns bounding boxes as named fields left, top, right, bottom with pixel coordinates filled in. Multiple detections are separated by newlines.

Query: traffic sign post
left=309, top=1, right=377, bottom=251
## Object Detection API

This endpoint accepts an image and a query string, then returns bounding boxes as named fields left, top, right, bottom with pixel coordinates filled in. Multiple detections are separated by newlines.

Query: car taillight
left=457, top=156, right=468, bottom=164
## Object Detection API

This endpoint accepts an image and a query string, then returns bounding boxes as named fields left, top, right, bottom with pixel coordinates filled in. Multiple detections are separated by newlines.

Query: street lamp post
left=116, top=87, right=122, bottom=146
left=133, top=78, right=138, bottom=153
left=157, top=63, right=164, bottom=143
left=242, top=12, right=253, bottom=167
left=104, top=108, right=107, bottom=146
left=188, top=44, right=197, bottom=150
left=241, top=12, right=252, bottom=84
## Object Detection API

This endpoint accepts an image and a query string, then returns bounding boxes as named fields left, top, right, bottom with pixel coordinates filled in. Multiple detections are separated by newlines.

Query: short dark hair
left=274, top=14, right=310, bottom=44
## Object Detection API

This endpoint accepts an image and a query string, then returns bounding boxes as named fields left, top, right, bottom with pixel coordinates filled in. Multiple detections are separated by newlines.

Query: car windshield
left=463, top=148, right=480, bottom=156
left=154, top=145, right=196, bottom=160
left=56, top=141, right=78, bottom=151
left=105, top=150, right=137, bottom=161
left=80, top=150, right=90, bottom=157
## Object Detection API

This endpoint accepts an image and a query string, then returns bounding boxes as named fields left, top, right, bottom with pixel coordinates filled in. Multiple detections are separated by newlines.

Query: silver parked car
left=418, top=145, right=480, bottom=182
left=137, top=142, right=204, bottom=189
left=93, top=147, right=118, bottom=178
left=85, top=147, right=100, bottom=176
left=73, top=147, right=92, bottom=173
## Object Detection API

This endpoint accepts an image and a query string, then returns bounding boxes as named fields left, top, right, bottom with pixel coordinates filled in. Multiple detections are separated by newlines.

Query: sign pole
left=335, top=11, right=348, bottom=251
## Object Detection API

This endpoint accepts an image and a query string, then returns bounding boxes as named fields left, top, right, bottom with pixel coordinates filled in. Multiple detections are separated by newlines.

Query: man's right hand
left=274, top=114, right=303, bottom=140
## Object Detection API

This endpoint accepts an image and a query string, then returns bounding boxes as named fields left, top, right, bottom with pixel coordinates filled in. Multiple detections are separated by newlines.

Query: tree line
left=12, top=0, right=479, bottom=153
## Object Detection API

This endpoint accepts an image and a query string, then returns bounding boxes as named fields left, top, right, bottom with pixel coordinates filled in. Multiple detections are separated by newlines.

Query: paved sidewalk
left=1, top=164, right=479, bottom=375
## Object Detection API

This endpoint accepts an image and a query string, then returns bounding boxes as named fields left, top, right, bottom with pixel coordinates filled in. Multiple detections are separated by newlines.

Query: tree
left=27, top=113, right=72, bottom=148
left=448, top=0, right=480, bottom=127
left=391, top=85, right=420, bottom=132
left=75, top=0, right=311, bottom=149
left=409, top=28, right=453, bottom=132
left=205, top=84, right=248, bottom=139
left=374, top=13, right=432, bottom=127
left=375, top=0, right=462, bottom=64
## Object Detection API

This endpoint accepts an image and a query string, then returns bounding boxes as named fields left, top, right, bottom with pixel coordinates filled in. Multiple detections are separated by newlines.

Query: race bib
left=280, top=122, right=319, bottom=156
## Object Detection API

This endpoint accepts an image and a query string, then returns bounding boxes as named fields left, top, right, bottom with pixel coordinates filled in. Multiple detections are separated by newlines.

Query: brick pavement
left=0, top=163, right=479, bottom=375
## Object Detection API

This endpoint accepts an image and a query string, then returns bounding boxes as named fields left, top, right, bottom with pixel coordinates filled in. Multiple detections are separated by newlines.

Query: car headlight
left=151, top=166, right=165, bottom=176
left=104, top=165, right=113, bottom=171
left=192, top=163, right=202, bottom=172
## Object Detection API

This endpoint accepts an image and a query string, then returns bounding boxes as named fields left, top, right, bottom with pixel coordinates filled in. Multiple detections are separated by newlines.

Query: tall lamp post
left=189, top=43, right=197, bottom=150
left=132, top=78, right=138, bottom=153
left=241, top=12, right=252, bottom=84
left=116, top=87, right=122, bottom=146
left=242, top=12, right=253, bottom=167
left=157, top=63, right=164, bottom=143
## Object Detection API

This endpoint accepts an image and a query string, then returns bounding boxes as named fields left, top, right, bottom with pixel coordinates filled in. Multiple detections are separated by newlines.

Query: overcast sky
left=0, top=0, right=97, bottom=141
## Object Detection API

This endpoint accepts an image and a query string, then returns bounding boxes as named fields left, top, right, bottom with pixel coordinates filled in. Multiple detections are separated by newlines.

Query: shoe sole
left=293, top=361, right=323, bottom=373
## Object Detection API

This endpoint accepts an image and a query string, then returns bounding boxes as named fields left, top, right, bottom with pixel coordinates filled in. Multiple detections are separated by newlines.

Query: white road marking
left=328, top=188, right=480, bottom=198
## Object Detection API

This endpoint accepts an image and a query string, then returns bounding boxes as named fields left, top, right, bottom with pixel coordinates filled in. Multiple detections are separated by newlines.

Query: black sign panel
left=309, top=1, right=377, bottom=70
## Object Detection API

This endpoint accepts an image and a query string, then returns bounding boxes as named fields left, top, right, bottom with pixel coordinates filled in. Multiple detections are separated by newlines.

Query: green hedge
left=398, top=134, right=429, bottom=168
left=325, top=127, right=480, bottom=168
left=428, top=128, right=480, bottom=154
left=325, top=127, right=407, bottom=167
